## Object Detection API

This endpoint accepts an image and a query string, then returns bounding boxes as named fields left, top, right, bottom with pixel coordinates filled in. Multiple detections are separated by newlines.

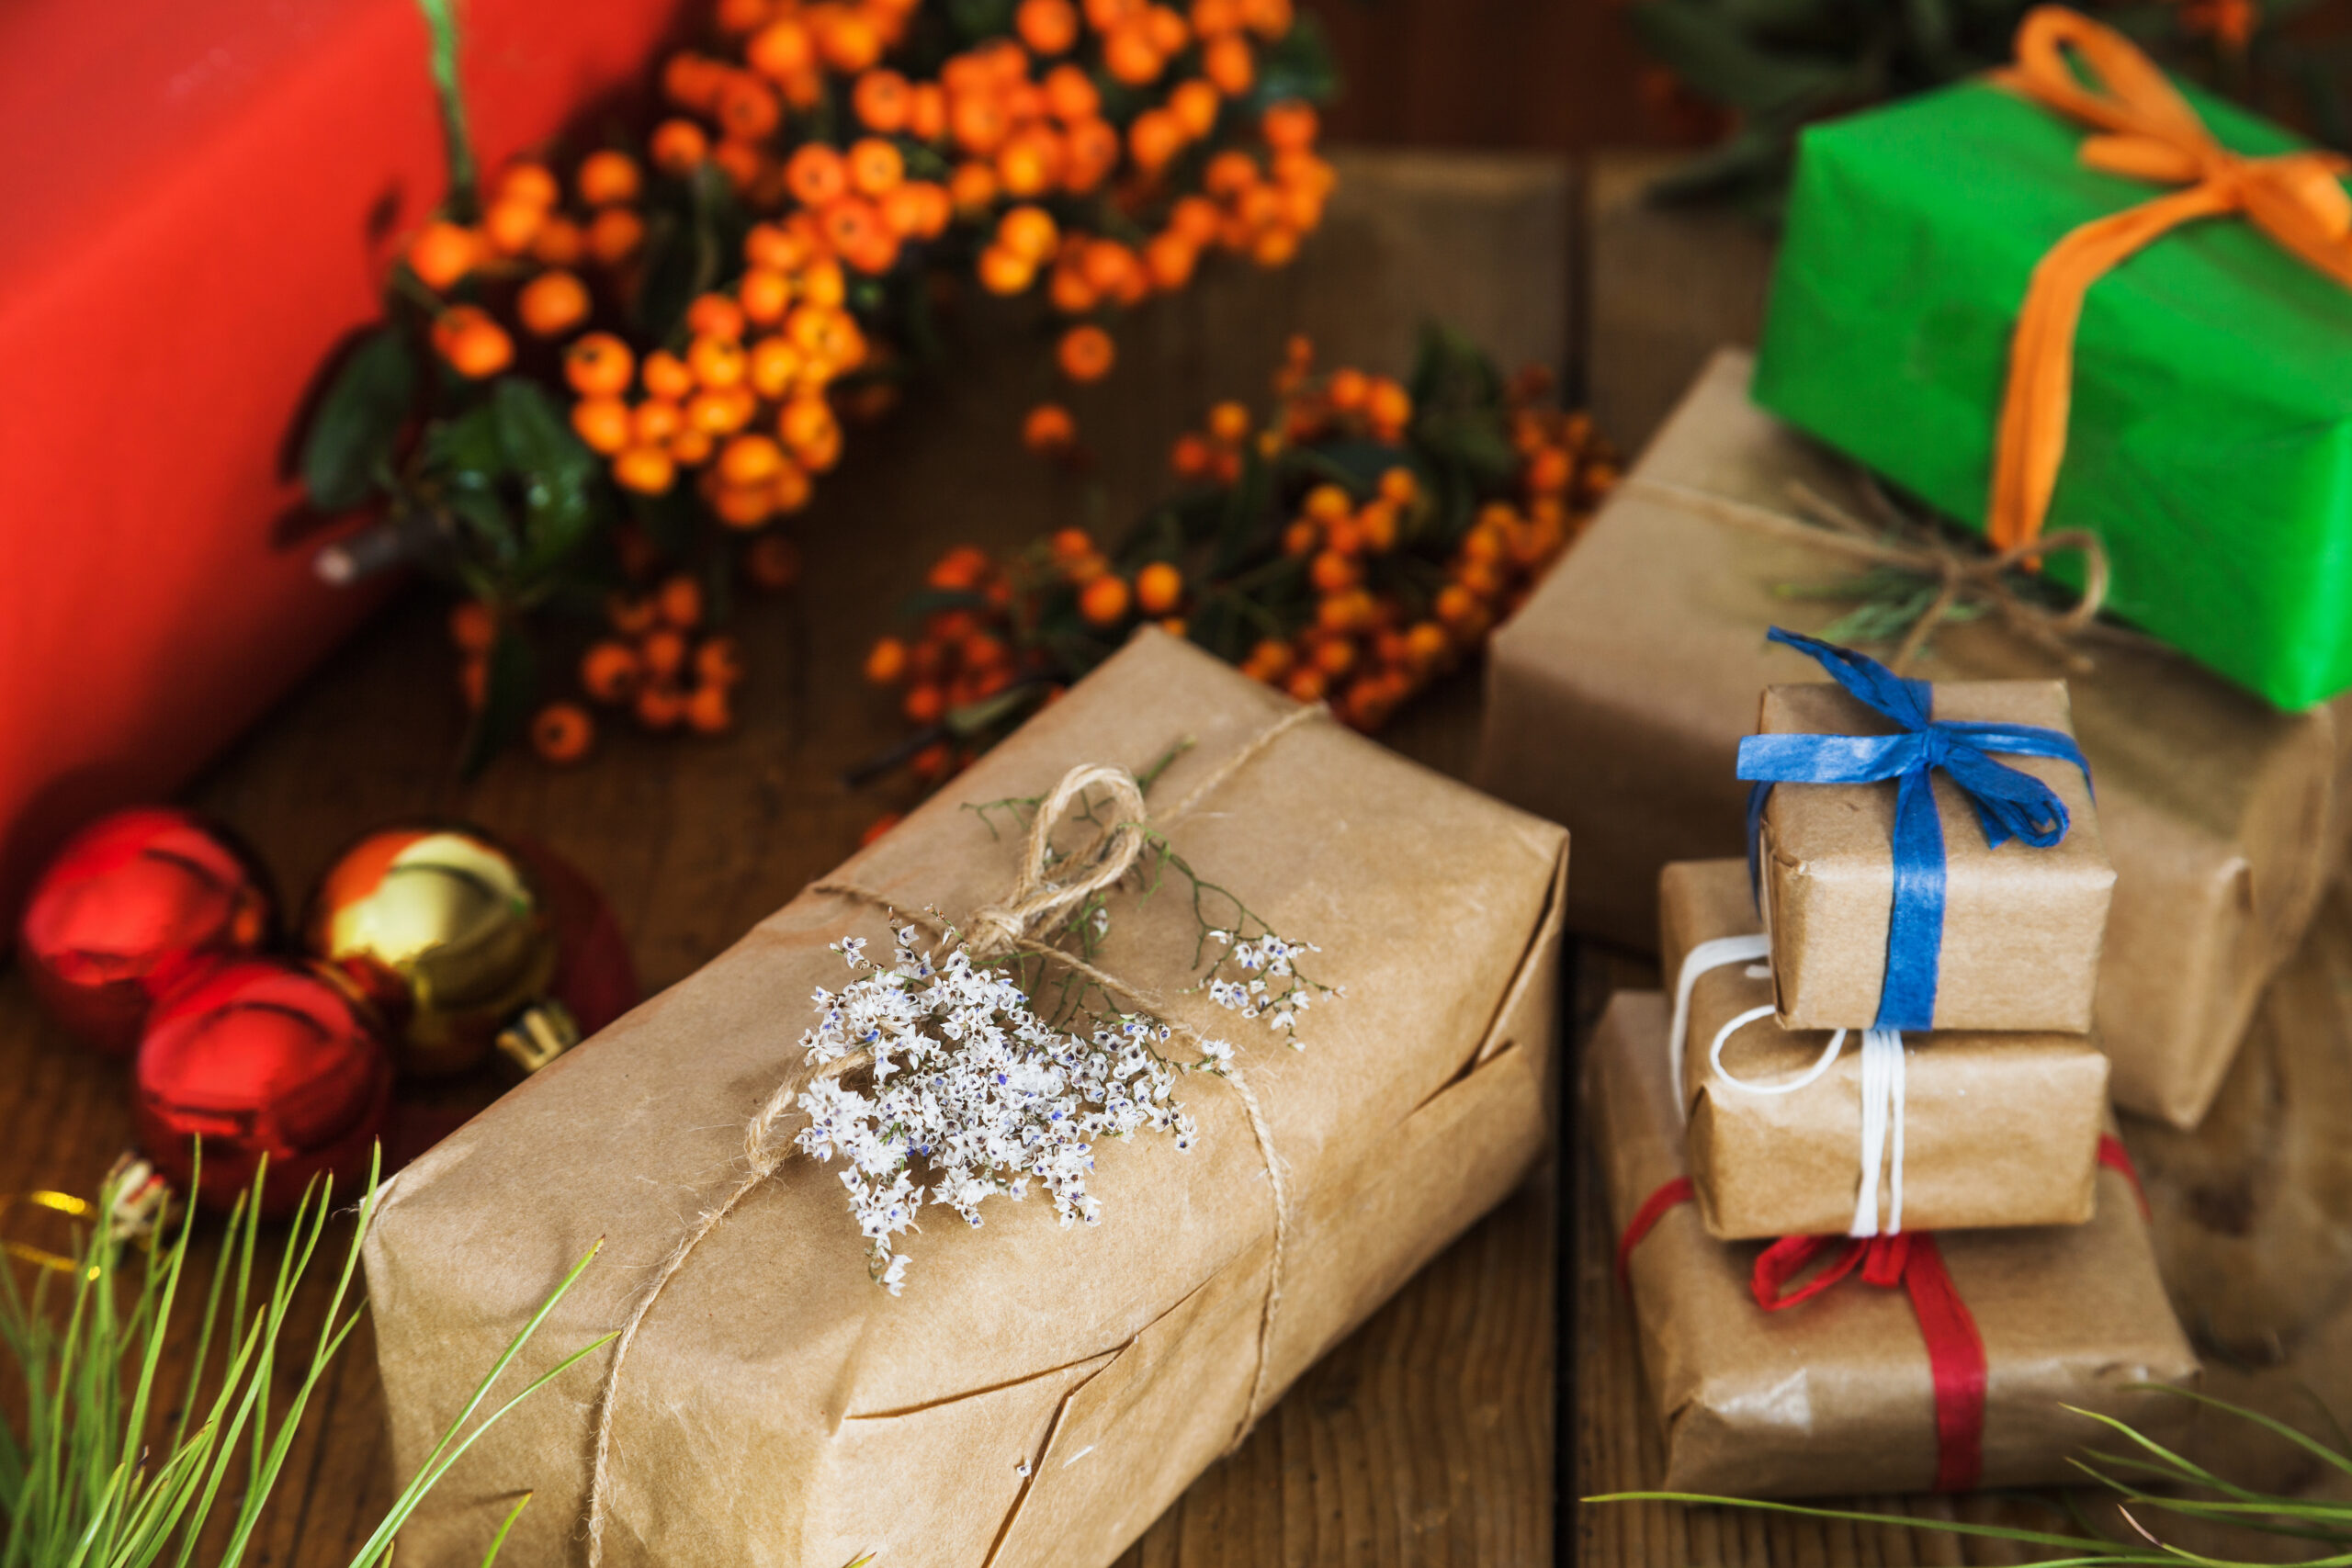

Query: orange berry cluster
left=447, top=573, right=753, bottom=765
left=398, top=0, right=1328, bottom=459
left=863, top=547, right=1051, bottom=781
left=860, top=333, right=1615, bottom=784
left=408, top=156, right=643, bottom=382
left=582, top=575, right=747, bottom=737
left=1219, top=359, right=1611, bottom=726
left=370, top=0, right=1331, bottom=768
left=566, top=254, right=866, bottom=529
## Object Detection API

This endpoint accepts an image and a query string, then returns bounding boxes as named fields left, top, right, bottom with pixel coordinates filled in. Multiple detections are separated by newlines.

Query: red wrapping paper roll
left=0, top=0, right=684, bottom=925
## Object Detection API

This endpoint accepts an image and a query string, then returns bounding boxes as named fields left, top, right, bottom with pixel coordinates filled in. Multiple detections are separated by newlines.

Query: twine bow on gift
left=1737, top=628, right=2093, bottom=1032
left=963, top=763, right=1150, bottom=959
left=1985, top=5, right=2352, bottom=552
left=582, top=705, right=1324, bottom=1568
left=1622, top=477, right=2112, bottom=675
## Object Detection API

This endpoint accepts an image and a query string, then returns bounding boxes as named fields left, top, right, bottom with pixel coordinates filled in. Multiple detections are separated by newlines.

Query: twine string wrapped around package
left=582, top=704, right=1325, bottom=1568
left=1622, top=476, right=2111, bottom=674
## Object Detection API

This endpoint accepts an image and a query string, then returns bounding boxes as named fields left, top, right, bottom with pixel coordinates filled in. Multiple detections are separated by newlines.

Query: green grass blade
left=341, top=1235, right=612, bottom=1568
left=477, top=1492, right=533, bottom=1567
left=1583, top=1491, right=2119, bottom=1553
left=2116, top=1385, right=2352, bottom=1485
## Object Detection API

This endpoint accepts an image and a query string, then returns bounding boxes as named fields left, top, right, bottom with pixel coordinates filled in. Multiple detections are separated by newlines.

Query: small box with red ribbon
left=1591, top=988, right=2196, bottom=1496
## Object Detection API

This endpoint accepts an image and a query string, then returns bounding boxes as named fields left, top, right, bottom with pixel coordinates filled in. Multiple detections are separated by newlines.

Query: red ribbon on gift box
left=1615, top=1133, right=2145, bottom=1494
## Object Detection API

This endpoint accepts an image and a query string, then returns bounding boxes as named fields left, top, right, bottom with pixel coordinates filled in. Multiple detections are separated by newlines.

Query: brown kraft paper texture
left=1660, top=860, right=2107, bottom=1239
left=1591, top=988, right=2199, bottom=1498
left=1755, top=679, right=2113, bottom=1033
left=362, top=628, right=1569, bottom=1568
left=1483, top=347, right=2352, bottom=1127
left=2131, top=880, right=2352, bottom=1366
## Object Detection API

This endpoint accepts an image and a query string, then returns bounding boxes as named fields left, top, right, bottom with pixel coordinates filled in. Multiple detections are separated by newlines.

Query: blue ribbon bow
left=1736, top=628, right=2092, bottom=1031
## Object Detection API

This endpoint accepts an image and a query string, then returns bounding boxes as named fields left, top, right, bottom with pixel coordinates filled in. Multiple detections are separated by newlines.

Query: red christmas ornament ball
left=17, top=807, right=274, bottom=1055
left=133, top=957, right=393, bottom=1216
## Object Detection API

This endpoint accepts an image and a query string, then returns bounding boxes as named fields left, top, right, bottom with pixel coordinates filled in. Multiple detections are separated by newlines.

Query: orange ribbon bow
left=1986, top=6, right=2352, bottom=552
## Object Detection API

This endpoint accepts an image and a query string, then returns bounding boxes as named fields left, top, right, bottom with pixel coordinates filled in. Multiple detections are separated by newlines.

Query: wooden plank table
left=0, top=149, right=1574, bottom=1567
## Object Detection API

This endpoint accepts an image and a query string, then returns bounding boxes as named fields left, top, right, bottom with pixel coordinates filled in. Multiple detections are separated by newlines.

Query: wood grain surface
left=0, top=150, right=1574, bottom=1567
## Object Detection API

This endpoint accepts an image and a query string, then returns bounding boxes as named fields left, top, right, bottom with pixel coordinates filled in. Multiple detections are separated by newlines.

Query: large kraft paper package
left=1485, top=348, right=2352, bottom=1128
left=363, top=628, right=1569, bottom=1568
left=1754, top=680, right=2112, bottom=1033
left=1592, top=989, right=2198, bottom=1497
left=2131, top=881, right=2352, bottom=1366
left=1660, top=860, right=2107, bottom=1239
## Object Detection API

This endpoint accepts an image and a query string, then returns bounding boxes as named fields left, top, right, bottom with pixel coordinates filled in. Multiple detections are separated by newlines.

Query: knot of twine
left=965, top=762, right=1149, bottom=960
left=1625, top=475, right=2110, bottom=675
left=583, top=705, right=1323, bottom=1567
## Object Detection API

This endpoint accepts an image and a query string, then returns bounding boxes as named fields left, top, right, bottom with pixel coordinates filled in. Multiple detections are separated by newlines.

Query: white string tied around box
left=1667, top=934, right=1908, bottom=1238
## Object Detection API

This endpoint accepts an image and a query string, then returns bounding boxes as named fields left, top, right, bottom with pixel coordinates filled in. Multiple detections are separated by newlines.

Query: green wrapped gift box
left=1753, top=76, right=2352, bottom=711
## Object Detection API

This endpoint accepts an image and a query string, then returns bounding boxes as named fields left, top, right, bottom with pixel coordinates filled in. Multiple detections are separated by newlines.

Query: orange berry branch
left=300, top=0, right=1338, bottom=772
left=854, top=327, right=1617, bottom=795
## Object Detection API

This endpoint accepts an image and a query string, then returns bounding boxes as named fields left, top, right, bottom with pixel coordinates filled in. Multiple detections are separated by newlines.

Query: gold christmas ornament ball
left=302, top=825, right=557, bottom=1077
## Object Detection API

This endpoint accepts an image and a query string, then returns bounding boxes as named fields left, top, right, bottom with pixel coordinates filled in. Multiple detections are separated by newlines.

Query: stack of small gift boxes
left=1591, top=628, right=2201, bottom=1498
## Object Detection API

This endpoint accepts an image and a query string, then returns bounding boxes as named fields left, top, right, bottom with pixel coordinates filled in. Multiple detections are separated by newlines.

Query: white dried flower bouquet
left=797, top=924, right=1215, bottom=1293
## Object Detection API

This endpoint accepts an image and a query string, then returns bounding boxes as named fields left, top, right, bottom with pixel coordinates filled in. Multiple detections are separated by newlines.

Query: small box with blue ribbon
left=1743, top=629, right=2115, bottom=1035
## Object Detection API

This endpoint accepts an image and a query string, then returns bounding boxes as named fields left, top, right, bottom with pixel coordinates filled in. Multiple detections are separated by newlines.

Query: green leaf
left=945, top=0, right=1019, bottom=39
left=629, top=482, right=700, bottom=560
left=1628, top=0, right=1867, bottom=114
left=424, top=400, right=506, bottom=479
left=1254, top=14, right=1341, bottom=108
left=1209, top=440, right=1276, bottom=577
left=447, top=489, right=520, bottom=570
left=636, top=164, right=744, bottom=343
left=302, top=329, right=416, bottom=513
left=458, top=624, right=537, bottom=779
left=1645, top=123, right=1795, bottom=206
left=491, top=378, right=603, bottom=580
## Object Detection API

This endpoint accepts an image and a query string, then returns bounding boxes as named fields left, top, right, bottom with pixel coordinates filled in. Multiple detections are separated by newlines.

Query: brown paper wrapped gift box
left=1754, top=681, right=2112, bottom=1033
left=362, top=629, right=1569, bottom=1568
left=1484, top=348, right=2352, bottom=1128
left=1660, top=860, right=2108, bottom=1239
left=2132, top=880, right=2352, bottom=1366
left=1591, top=988, right=2198, bottom=1498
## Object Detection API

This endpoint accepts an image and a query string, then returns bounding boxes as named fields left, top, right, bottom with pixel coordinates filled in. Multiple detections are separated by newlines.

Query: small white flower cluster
left=795, top=924, right=1227, bottom=1294
left=1202, top=931, right=1331, bottom=1045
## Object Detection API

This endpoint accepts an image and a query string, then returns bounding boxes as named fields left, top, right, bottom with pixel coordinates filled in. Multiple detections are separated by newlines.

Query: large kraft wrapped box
left=1660, top=860, right=2107, bottom=1239
left=2131, top=881, right=2352, bottom=1367
left=1484, top=349, right=2352, bottom=1129
left=1753, top=676, right=2111, bottom=1033
left=1593, top=989, right=2199, bottom=1497
left=363, top=628, right=1569, bottom=1568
